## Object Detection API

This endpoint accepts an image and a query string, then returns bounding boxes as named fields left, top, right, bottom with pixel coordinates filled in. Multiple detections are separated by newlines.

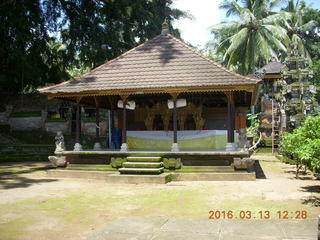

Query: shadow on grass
left=284, top=170, right=315, bottom=180
left=0, top=166, right=57, bottom=189
left=0, top=166, right=52, bottom=175
left=300, top=185, right=320, bottom=207
left=301, top=196, right=320, bottom=207
left=301, top=185, right=320, bottom=193
left=254, top=161, right=266, bottom=179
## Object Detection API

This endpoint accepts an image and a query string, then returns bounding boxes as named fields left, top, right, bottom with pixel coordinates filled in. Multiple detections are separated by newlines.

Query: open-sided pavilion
left=39, top=23, right=261, bottom=173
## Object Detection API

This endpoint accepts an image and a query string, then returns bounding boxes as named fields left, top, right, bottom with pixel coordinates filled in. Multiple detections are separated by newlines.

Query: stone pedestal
left=48, top=156, right=66, bottom=168
left=171, top=143, right=179, bottom=152
left=73, top=143, right=83, bottom=151
left=93, top=142, right=102, bottom=150
left=120, top=143, right=128, bottom=152
left=234, top=157, right=255, bottom=170
left=226, top=142, right=237, bottom=151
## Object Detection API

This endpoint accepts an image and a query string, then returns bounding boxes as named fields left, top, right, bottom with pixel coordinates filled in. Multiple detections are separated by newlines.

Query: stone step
left=119, top=167, right=164, bottom=174
left=126, top=156, right=162, bottom=162
left=175, top=166, right=235, bottom=172
left=123, top=162, right=163, bottom=168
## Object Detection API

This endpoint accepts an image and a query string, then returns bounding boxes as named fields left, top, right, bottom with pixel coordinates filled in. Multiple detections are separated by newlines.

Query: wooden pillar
left=122, top=99, right=127, bottom=144
left=108, top=109, right=112, bottom=148
left=170, top=92, right=179, bottom=151
left=74, top=97, right=83, bottom=151
left=227, top=102, right=235, bottom=143
left=95, top=107, right=100, bottom=142
left=120, top=95, right=129, bottom=152
left=173, top=98, right=178, bottom=143
left=225, top=92, right=236, bottom=151
left=76, top=103, right=81, bottom=143
left=93, top=96, right=101, bottom=150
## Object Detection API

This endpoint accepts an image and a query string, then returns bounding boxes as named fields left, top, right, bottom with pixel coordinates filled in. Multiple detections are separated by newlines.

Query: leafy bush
left=247, top=112, right=260, bottom=142
left=280, top=114, right=320, bottom=177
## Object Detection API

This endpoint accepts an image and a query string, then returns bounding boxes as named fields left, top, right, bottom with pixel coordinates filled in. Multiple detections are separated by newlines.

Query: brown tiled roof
left=38, top=33, right=260, bottom=95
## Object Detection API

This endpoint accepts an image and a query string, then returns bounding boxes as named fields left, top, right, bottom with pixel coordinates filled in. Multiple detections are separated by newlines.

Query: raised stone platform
left=47, top=169, right=114, bottom=180
left=47, top=169, right=256, bottom=183
left=58, top=149, right=251, bottom=166
left=172, top=172, right=256, bottom=181
left=47, top=170, right=172, bottom=184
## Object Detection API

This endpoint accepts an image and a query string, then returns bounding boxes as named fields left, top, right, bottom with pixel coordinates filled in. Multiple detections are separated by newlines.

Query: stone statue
left=55, top=131, right=65, bottom=153
left=238, top=128, right=248, bottom=151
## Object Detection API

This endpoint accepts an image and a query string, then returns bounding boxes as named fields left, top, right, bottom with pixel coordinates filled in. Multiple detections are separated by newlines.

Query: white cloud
left=172, top=0, right=223, bottom=48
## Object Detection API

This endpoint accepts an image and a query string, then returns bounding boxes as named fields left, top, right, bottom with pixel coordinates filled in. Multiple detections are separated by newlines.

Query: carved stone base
left=93, top=142, right=102, bottom=150
left=163, top=158, right=182, bottom=169
left=234, top=158, right=255, bottom=170
left=73, top=143, right=83, bottom=151
left=48, top=156, right=67, bottom=168
left=120, top=143, right=128, bottom=152
left=171, top=143, right=179, bottom=152
left=111, top=157, right=127, bottom=168
left=226, top=142, right=237, bottom=151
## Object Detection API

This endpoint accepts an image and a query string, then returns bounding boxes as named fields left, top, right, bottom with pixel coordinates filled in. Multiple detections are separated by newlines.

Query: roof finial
left=161, top=18, right=169, bottom=35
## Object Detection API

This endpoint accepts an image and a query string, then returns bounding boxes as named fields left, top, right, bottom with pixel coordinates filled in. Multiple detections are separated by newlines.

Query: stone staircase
left=119, top=156, right=164, bottom=174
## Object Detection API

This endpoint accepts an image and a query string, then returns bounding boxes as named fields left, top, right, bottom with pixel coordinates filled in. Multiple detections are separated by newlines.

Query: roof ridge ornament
left=161, top=18, right=169, bottom=35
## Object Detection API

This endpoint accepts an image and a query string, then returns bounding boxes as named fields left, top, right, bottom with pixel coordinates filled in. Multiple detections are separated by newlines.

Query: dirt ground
left=0, top=159, right=319, bottom=240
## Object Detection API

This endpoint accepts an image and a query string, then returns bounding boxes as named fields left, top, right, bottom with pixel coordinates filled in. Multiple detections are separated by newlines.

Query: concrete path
left=87, top=216, right=317, bottom=240
left=252, top=155, right=280, bottom=162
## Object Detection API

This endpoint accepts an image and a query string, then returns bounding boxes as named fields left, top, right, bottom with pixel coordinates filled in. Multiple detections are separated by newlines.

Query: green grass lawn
left=0, top=161, right=319, bottom=240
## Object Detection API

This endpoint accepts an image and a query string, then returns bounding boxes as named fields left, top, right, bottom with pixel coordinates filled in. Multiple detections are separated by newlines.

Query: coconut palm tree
left=283, top=0, right=318, bottom=59
left=211, top=0, right=289, bottom=74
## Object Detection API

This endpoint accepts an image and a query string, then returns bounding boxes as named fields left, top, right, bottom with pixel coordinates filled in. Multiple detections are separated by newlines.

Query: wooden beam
left=44, top=84, right=257, bottom=99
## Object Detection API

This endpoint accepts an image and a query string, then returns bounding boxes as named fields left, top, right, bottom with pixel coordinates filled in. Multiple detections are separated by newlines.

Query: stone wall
left=8, top=117, right=43, bottom=130
left=44, top=121, right=70, bottom=134
left=0, top=112, right=8, bottom=125
left=82, top=121, right=108, bottom=135
left=0, top=105, right=13, bottom=125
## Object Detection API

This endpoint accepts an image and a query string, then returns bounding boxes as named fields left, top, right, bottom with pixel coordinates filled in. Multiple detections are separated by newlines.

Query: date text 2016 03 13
left=208, top=210, right=308, bottom=220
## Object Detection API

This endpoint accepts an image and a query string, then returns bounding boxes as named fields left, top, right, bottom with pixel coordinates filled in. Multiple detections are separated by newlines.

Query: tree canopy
left=0, top=0, right=187, bottom=104
left=209, top=0, right=320, bottom=75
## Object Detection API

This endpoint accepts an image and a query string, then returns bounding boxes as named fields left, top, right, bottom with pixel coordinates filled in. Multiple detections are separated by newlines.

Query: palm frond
left=270, top=0, right=288, bottom=10
left=261, top=26, right=287, bottom=52
left=262, top=12, right=291, bottom=26
left=291, top=34, right=311, bottom=60
left=262, top=24, right=289, bottom=42
left=211, top=22, right=241, bottom=33
left=219, top=0, right=241, bottom=18
left=224, top=28, right=249, bottom=59
left=301, top=20, right=317, bottom=32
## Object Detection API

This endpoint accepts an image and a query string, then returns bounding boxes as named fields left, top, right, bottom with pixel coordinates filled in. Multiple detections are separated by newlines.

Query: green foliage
left=210, top=0, right=289, bottom=74
left=0, top=0, right=187, bottom=105
left=209, top=0, right=320, bottom=75
left=312, top=59, right=320, bottom=101
left=247, top=113, right=260, bottom=140
left=282, top=0, right=319, bottom=60
left=280, top=114, right=320, bottom=175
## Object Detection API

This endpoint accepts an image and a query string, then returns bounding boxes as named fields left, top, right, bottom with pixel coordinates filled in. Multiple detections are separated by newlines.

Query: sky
left=172, top=0, right=320, bottom=48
